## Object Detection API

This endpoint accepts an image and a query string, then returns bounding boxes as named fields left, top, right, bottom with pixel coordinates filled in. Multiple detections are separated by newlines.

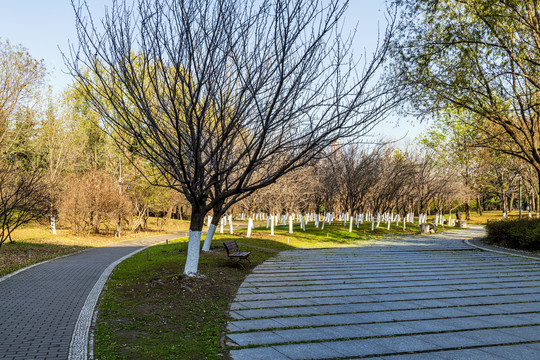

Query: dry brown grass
left=0, top=217, right=193, bottom=277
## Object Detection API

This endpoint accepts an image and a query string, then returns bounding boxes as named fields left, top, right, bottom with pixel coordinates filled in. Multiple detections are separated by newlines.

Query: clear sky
left=0, top=0, right=426, bottom=142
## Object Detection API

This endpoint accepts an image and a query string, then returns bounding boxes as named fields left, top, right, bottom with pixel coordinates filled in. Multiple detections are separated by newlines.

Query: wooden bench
left=223, top=240, right=251, bottom=269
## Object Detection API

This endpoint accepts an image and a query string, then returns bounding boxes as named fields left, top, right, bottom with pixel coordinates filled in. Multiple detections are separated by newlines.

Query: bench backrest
left=223, top=240, right=239, bottom=255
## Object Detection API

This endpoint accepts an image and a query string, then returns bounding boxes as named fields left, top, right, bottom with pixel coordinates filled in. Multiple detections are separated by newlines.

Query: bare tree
left=68, top=0, right=400, bottom=275
left=59, top=170, right=132, bottom=234
left=0, top=161, right=49, bottom=247
left=319, top=144, right=382, bottom=214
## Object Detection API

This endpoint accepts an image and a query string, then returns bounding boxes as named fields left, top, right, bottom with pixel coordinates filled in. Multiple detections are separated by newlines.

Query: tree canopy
left=391, top=0, right=540, bottom=183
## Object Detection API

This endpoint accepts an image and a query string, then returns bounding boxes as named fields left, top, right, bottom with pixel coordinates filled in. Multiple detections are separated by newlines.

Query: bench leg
left=236, top=259, right=246, bottom=270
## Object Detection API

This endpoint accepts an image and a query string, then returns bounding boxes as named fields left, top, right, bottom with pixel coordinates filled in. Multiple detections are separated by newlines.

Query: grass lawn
left=92, top=220, right=451, bottom=360
left=0, top=218, right=192, bottom=278
left=467, top=210, right=539, bottom=225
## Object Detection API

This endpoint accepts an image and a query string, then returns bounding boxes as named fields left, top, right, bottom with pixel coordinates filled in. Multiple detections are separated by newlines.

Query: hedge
left=485, top=218, right=540, bottom=251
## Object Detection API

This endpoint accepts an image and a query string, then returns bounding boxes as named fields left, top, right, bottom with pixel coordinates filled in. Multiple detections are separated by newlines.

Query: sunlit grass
left=228, top=221, right=419, bottom=249
left=467, top=210, right=539, bottom=225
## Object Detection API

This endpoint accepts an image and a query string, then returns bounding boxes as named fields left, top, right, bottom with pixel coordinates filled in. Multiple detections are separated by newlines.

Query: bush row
left=485, top=218, right=540, bottom=251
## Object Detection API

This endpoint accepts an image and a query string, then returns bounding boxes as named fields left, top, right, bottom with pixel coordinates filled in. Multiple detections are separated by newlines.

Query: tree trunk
left=202, top=213, right=221, bottom=252
left=465, top=199, right=470, bottom=221
left=166, top=205, right=173, bottom=221
left=184, top=208, right=206, bottom=276
left=509, top=192, right=515, bottom=212
left=477, top=195, right=483, bottom=215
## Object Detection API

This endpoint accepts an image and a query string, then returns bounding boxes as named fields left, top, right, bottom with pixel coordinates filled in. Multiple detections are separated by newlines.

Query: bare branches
left=0, top=161, right=49, bottom=247
left=67, top=0, right=399, bottom=231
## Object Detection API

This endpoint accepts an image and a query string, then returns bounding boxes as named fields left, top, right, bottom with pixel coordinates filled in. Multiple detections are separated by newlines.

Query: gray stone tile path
left=227, top=226, right=540, bottom=359
left=0, top=233, right=183, bottom=360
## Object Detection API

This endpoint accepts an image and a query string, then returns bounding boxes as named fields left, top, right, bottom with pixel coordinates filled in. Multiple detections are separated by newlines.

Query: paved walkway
left=0, top=232, right=183, bottom=360
left=227, top=226, right=540, bottom=359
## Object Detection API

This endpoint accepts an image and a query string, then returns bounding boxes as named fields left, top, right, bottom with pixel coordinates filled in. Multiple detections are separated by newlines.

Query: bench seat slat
left=229, top=251, right=251, bottom=258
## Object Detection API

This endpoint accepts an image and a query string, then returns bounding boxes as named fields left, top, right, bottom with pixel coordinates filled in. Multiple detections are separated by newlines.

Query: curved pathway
left=227, top=226, right=540, bottom=359
left=0, top=233, right=183, bottom=360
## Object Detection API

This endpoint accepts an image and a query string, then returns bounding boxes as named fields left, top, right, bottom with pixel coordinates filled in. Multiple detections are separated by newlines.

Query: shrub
left=59, top=171, right=132, bottom=234
left=485, top=218, right=540, bottom=251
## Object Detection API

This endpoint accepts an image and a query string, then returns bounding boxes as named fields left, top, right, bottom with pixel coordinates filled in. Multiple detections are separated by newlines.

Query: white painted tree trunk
left=247, top=217, right=253, bottom=237
left=220, top=218, right=224, bottom=233
left=321, top=215, right=325, bottom=230
left=387, top=220, right=390, bottom=230
left=229, top=215, right=233, bottom=234
left=51, top=216, right=56, bottom=235
left=207, top=215, right=212, bottom=226
left=371, top=217, right=375, bottom=231
left=266, top=215, right=270, bottom=228
left=202, top=223, right=217, bottom=252
left=184, top=230, right=201, bottom=276
left=270, top=215, right=275, bottom=235
left=349, top=217, right=353, bottom=232
left=289, top=216, right=293, bottom=234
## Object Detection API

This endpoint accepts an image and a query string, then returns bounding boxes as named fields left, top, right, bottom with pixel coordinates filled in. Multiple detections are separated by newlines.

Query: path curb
left=71, top=232, right=188, bottom=360
left=464, top=238, right=540, bottom=261
left=68, top=244, right=156, bottom=360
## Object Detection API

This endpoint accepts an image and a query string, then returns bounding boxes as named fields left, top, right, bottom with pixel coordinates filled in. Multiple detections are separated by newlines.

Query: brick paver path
left=0, top=233, right=183, bottom=360
left=227, top=226, right=540, bottom=359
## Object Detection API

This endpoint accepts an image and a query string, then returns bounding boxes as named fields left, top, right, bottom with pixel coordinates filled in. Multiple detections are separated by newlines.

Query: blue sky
left=0, top=0, right=426, bottom=141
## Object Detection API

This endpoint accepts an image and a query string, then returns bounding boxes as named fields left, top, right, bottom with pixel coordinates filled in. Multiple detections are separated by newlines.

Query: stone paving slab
left=227, top=226, right=540, bottom=359
left=0, top=232, right=183, bottom=360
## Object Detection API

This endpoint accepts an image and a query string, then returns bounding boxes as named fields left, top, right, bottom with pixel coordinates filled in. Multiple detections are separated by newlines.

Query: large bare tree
left=68, top=0, right=400, bottom=275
